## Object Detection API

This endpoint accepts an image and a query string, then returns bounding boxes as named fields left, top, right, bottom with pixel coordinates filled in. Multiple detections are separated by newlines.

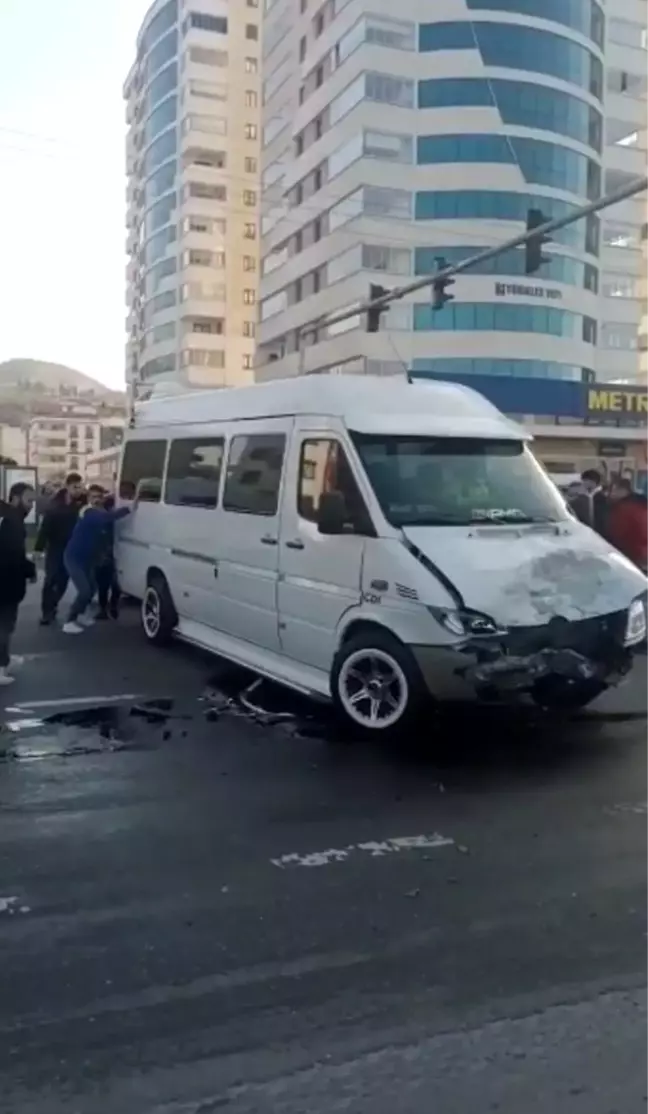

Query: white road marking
left=605, top=802, right=647, bottom=816
left=0, top=896, right=29, bottom=916
left=4, top=718, right=45, bottom=732
left=271, top=832, right=454, bottom=869
left=11, top=694, right=143, bottom=711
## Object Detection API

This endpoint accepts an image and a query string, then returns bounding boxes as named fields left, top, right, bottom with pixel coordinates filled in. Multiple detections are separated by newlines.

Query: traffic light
left=431, top=257, right=455, bottom=311
left=366, top=283, right=390, bottom=333
left=524, top=208, right=551, bottom=275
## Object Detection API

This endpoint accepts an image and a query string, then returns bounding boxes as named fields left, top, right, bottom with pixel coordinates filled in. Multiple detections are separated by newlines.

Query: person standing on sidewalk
left=33, top=471, right=85, bottom=626
left=62, top=486, right=131, bottom=635
left=0, top=482, right=37, bottom=686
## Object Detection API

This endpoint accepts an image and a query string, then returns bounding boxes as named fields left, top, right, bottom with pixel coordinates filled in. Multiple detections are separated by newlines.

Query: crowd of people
left=566, top=470, right=648, bottom=573
left=0, top=472, right=131, bottom=686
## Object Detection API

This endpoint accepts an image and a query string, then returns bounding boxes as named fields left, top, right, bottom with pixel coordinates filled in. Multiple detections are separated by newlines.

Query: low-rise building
left=85, top=446, right=122, bottom=490
left=0, top=425, right=27, bottom=465
left=26, top=407, right=125, bottom=482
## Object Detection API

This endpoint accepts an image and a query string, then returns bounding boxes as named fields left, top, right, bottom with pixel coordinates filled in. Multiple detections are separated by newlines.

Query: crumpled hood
left=402, top=522, right=647, bottom=627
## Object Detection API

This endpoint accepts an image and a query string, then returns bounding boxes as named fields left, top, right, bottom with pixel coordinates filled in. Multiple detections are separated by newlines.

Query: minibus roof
left=135, top=375, right=529, bottom=441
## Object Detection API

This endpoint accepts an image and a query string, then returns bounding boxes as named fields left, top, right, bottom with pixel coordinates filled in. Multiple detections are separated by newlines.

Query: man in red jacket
left=606, top=478, right=648, bottom=573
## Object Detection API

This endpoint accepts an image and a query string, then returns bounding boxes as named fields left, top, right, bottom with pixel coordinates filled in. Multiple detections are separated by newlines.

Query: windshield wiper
left=477, top=513, right=559, bottom=524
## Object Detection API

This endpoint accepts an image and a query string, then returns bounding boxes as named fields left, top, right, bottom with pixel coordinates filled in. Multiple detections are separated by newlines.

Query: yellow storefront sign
left=587, top=388, right=648, bottom=417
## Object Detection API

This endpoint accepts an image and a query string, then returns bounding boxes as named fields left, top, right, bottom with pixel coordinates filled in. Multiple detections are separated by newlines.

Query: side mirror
left=317, top=490, right=347, bottom=535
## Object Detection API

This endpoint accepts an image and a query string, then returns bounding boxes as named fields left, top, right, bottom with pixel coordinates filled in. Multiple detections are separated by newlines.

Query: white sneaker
left=77, top=614, right=95, bottom=628
left=0, top=668, right=15, bottom=686
left=62, top=621, right=84, bottom=635
left=8, top=655, right=24, bottom=671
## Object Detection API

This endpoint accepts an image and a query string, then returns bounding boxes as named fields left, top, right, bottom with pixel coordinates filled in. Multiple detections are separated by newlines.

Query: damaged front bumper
left=413, top=607, right=636, bottom=706
left=465, top=644, right=630, bottom=694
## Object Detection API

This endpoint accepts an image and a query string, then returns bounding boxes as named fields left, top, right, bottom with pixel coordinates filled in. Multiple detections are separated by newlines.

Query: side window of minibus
left=164, top=438, right=224, bottom=508
left=223, top=433, right=286, bottom=516
left=298, top=439, right=372, bottom=531
left=119, top=439, right=167, bottom=502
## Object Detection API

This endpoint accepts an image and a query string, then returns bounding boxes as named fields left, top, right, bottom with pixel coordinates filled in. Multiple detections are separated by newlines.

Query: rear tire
left=331, top=630, right=427, bottom=735
left=141, top=574, right=177, bottom=647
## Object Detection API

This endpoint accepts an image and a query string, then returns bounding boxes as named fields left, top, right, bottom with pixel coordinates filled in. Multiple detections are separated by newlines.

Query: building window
left=164, top=438, right=225, bottom=508
left=243, top=189, right=257, bottom=206
left=243, top=321, right=256, bottom=337
left=188, top=182, right=227, bottom=200
left=243, top=354, right=253, bottom=369
left=245, top=90, right=258, bottom=107
left=299, top=36, right=307, bottom=61
left=243, top=289, right=256, bottom=304
left=189, top=47, right=228, bottom=67
left=245, top=57, right=257, bottom=72
left=244, top=156, right=257, bottom=173
left=245, top=123, right=258, bottom=139
left=188, top=12, right=228, bottom=33
left=223, top=434, right=286, bottom=516
left=416, top=134, right=600, bottom=198
left=245, top=23, right=258, bottom=40
left=416, top=78, right=603, bottom=153
left=244, top=222, right=256, bottom=239
left=412, top=302, right=597, bottom=342
left=182, top=348, right=226, bottom=367
left=243, top=255, right=256, bottom=271
left=191, top=317, right=224, bottom=334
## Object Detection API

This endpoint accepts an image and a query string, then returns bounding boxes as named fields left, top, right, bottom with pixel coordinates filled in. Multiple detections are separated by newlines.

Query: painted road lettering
left=271, top=832, right=454, bottom=869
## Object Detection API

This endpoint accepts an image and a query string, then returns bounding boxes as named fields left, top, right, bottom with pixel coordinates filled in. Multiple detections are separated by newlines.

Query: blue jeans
left=64, top=556, right=96, bottom=623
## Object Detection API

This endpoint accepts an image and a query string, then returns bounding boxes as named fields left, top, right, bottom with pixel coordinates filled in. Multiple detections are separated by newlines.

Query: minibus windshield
left=351, top=434, right=570, bottom=528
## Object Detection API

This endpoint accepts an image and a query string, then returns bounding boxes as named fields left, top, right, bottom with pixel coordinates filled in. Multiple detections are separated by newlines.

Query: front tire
left=141, top=574, right=177, bottom=646
left=331, top=630, right=426, bottom=734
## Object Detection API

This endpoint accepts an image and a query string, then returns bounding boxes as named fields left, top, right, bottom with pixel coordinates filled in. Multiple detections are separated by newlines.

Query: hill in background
left=0, top=359, right=123, bottom=398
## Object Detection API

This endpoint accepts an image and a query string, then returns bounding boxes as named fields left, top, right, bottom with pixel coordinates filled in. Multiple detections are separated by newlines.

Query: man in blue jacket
left=62, top=485, right=131, bottom=635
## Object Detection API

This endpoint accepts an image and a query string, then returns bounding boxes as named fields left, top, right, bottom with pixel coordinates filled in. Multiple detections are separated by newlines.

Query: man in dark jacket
left=34, top=471, right=85, bottom=626
left=568, top=469, right=608, bottom=536
left=0, top=482, right=37, bottom=686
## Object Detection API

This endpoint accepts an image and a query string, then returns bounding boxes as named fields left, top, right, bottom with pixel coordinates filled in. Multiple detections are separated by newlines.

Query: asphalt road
left=0, top=589, right=646, bottom=1114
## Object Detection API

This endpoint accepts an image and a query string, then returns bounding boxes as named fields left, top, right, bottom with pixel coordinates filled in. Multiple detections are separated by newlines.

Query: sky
left=0, top=0, right=152, bottom=390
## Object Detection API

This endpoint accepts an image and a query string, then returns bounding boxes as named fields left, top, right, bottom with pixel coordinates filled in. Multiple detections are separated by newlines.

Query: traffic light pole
left=297, top=173, right=647, bottom=343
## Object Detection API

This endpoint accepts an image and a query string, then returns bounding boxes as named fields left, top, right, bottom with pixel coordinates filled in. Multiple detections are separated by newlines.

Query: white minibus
left=115, top=376, right=647, bottom=732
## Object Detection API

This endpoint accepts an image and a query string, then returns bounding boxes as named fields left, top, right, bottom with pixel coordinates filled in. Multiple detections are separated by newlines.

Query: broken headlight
left=428, top=607, right=506, bottom=639
left=624, top=597, right=646, bottom=646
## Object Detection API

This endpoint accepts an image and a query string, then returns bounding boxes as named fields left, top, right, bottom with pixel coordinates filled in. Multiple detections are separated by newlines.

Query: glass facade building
left=258, top=0, right=645, bottom=388
left=124, top=0, right=262, bottom=400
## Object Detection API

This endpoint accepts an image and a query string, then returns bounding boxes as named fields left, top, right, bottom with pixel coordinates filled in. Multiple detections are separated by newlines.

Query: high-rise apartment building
left=124, top=0, right=262, bottom=399
left=257, top=0, right=646, bottom=388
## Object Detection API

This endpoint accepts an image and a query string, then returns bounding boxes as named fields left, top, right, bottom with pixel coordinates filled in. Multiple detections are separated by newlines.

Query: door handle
left=261, top=535, right=278, bottom=546
left=285, top=539, right=305, bottom=550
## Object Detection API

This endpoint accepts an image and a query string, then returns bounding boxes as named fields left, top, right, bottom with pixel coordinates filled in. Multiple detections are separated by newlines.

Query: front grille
left=504, top=609, right=628, bottom=659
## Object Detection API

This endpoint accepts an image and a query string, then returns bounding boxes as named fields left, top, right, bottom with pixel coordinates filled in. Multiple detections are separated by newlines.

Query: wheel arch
left=146, top=565, right=167, bottom=586
left=339, top=617, right=403, bottom=649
